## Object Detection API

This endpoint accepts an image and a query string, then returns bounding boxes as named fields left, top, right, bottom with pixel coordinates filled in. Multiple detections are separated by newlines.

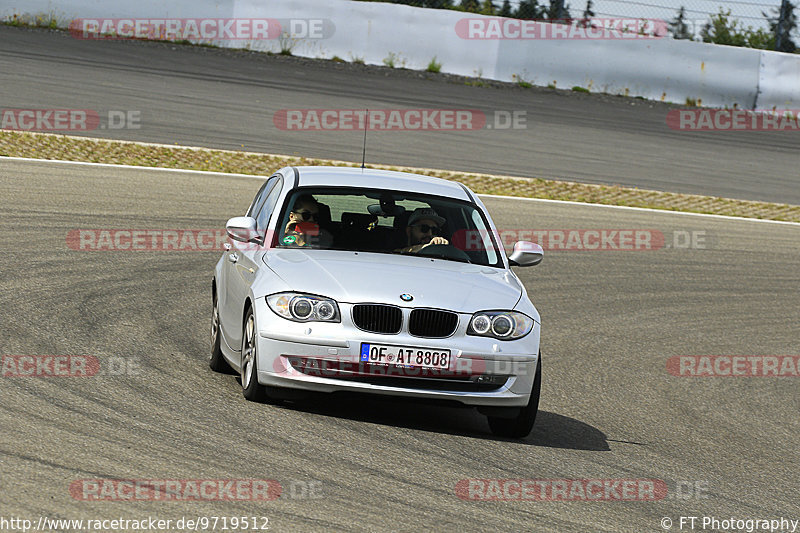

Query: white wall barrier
left=758, top=50, right=800, bottom=109
left=2, top=0, right=798, bottom=109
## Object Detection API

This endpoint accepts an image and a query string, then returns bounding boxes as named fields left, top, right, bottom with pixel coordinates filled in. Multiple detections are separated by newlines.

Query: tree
left=579, top=0, right=594, bottom=27
left=480, top=0, right=496, bottom=15
left=701, top=8, right=775, bottom=49
left=460, top=0, right=481, bottom=12
left=515, top=0, right=545, bottom=19
left=546, top=0, right=571, bottom=21
left=499, top=0, right=513, bottom=17
left=669, top=6, right=693, bottom=40
left=764, top=0, right=797, bottom=52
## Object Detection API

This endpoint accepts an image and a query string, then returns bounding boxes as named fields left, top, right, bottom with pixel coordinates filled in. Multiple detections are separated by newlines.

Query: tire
left=487, top=355, right=541, bottom=438
left=209, top=292, right=232, bottom=373
left=241, top=307, right=268, bottom=402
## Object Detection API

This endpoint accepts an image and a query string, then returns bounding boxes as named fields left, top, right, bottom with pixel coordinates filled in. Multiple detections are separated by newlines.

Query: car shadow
left=268, top=392, right=610, bottom=451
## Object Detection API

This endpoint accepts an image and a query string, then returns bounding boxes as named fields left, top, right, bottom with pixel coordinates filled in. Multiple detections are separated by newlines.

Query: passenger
left=282, top=195, right=331, bottom=247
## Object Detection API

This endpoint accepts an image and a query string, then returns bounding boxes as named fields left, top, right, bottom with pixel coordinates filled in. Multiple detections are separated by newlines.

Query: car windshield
left=275, top=187, right=503, bottom=267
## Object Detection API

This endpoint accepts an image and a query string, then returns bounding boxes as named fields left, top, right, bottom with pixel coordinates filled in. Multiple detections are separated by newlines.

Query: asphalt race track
left=1, top=25, right=800, bottom=205
left=1, top=158, right=798, bottom=532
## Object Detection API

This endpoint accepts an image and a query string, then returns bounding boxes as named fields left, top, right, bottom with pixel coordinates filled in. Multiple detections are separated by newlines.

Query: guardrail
left=3, top=0, right=798, bottom=108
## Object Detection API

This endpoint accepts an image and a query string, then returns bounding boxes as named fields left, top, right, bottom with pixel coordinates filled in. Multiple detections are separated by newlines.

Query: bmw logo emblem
left=400, top=293, right=413, bottom=302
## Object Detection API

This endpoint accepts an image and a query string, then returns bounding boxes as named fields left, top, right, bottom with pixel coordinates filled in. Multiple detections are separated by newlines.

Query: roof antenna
left=361, top=109, right=369, bottom=169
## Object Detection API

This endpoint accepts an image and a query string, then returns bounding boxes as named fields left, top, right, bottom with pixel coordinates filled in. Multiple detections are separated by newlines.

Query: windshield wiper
left=391, top=250, right=472, bottom=264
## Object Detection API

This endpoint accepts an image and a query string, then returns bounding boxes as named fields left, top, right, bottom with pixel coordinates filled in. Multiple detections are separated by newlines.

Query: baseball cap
left=407, top=208, right=445, bottom=227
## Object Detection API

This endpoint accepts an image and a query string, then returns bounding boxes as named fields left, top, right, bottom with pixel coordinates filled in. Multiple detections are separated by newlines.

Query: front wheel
left=487, top=355, right=541, bottom=438
left=241, top=308, right=268, bottom=402
left=209, top=292, right=232, bottom=373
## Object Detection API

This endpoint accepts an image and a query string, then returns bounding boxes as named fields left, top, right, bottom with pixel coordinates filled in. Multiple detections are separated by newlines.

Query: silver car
left=211, top=166, right=544, bottom=437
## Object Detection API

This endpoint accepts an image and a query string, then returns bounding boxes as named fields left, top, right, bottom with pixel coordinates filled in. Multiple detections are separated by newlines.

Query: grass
left=383, top=52, right=399, bottom=68
left=426, top=56, right=442, bottom=73
left=1, top=130, right=798, bottom=223
left=512, top=74, right=533, bottom=89
left=3, top=12, right=58, bottom=29
left=169, top=39, right=218, bottom=48
left=572, top=86, right=590, bottom=93
left=278, top=32, right=295, bottom=56
left=466, top=68, right=489, bottom=86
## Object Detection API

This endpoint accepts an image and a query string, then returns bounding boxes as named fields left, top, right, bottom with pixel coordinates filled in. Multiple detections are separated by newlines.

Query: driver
left=395, top=208, right=449, bottom=253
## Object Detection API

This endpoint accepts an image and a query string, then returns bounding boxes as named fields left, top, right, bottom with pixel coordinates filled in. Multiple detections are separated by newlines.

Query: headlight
left=467, top=311, right=533, bottom=340
left=267, top=293, right=341, bottom=322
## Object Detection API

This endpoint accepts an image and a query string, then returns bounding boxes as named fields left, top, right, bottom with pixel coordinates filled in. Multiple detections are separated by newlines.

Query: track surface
left=1, top=25, right=799, bottom=205
left=1, top=159, right=798, bottom=532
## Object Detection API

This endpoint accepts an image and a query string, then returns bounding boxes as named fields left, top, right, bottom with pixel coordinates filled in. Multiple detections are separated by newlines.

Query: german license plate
left=360, top=343, right=450, bottom=369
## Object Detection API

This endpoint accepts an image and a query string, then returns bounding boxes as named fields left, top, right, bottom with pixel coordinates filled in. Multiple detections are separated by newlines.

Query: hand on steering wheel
left=421, top=236, right=449, bottom=248
left=415, top=242, right=472, bottom=262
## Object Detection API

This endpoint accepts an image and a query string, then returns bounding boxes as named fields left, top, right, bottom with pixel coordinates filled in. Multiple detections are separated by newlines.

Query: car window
left=318, top=195, right=429, bottom=227
left=247, top=175, right=279, bottom=218
left=254, top=176, right=283, bottom=232
left=470, top=209, right=499, bottom=265
left=275, top=187, right=503, bottom=267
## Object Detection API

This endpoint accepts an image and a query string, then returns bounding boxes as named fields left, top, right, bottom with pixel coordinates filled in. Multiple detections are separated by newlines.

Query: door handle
left=228, top=252, right=239, bottom=263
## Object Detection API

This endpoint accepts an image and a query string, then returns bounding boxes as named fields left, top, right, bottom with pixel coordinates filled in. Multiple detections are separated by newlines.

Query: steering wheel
left=415, top=243, right=472, bottom=262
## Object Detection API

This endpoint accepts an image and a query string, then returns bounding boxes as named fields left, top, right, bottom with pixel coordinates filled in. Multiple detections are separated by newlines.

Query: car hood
left=262, top=249, right=523, bottom=313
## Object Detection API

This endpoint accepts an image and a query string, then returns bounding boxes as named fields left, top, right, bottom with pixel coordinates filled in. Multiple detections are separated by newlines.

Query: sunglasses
left=412, top=224, right=441, bottom=235
left=293, top=210, right=319, bottom=221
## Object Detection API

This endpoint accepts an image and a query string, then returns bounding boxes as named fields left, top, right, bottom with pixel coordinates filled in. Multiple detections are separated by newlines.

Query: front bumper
left=253, top=299, right=540, bottom=407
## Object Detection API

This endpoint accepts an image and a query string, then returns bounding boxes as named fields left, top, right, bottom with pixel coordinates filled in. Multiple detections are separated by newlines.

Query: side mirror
left=226, top=216, right=259, bottom=243
left=508, top=241, right=543, bottom=267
